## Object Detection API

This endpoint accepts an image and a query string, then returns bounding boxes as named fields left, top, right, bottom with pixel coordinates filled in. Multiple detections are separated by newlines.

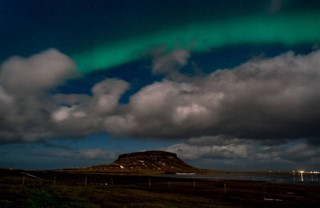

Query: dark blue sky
left=0, top=0, right=319, bottom=171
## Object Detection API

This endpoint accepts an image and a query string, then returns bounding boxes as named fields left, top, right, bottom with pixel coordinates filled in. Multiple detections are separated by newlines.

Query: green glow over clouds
left=71, top=12, right=320, bottom=73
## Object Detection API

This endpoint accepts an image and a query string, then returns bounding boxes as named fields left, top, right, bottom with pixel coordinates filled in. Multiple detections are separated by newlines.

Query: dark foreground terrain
left=1, top=169, right=320, bottom=208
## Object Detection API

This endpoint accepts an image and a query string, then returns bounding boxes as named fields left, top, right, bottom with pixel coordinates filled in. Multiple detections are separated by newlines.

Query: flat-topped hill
left=88, top=151, right=197, bottom=173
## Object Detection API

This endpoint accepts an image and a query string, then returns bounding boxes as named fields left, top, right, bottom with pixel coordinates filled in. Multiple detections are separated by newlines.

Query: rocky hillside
left=88, top=151, right=197, bottom=173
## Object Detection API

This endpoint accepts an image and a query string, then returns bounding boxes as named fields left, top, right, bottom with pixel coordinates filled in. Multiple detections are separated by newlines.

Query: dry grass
left=1, top=169, right=319, bottom=208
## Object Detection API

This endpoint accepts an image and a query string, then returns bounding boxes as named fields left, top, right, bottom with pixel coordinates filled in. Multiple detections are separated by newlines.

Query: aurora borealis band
left=72, top=11, right=320, bottom=74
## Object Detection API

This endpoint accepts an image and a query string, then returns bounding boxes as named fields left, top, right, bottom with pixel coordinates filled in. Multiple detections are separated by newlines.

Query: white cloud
left=1, top=49, right=320, bottom=146
left=153, top=49, right=190, bottom=72
left=152, top=49, right=190, bottom=80
left=103, top=50, right=320, bottom=141
left=174, top=103, right=208, bottom=123
left=90, top=79, right=130, bottom=114
left=0, top=49, right=77, bottom=96
left=0, top=50, right=129, bottom=143
left=51, top=106, right=87, bottom=122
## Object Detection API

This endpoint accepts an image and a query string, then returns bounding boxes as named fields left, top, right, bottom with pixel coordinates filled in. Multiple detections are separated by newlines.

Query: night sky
left=1, top=0, right=320, bottom=171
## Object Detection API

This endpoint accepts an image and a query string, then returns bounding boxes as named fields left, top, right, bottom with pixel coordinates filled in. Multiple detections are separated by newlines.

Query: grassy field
left=1, top=169, right=320, bottom=208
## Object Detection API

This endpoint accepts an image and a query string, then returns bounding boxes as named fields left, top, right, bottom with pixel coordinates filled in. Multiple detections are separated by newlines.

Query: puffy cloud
left=51, top=106, right=87, bottom=122
left=105, top=50, right=320, bottom=142
left=47, top=78, right=129, bottom=139
left=1, top=49, right=77, bottom=96
left=152, top=49, right=190, bottom=80
left=0, top=50, right=78, bottom=143
left=91, top=79, right=129, bottom=114
left=1, top=49, right=320, bottom=145
left=0, top=49, right=129, bottom=143
left=174, top=103, right=208, bottom=123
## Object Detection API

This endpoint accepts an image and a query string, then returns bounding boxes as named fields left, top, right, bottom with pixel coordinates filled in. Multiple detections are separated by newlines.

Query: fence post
left=111, top=177, right=114, bottom=186
left=193, top=180, right=196, bottom=191
left=85, top=176, right=88, bottom=186
left=53, top=176, right=56, bottom=185
left=224, top=183, right=227, bottom=193
left=168, top=180, right=171, bottom=189
left=21, top=175, right=25, bottom=186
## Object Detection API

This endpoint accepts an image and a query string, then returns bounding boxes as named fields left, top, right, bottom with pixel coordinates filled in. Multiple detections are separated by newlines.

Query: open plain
left=1, top=169, right=320, bottom=208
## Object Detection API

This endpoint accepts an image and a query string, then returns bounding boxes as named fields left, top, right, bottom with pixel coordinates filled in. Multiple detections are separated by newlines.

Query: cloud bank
left=1, top=49, right=320, bottom=145
left=104, top=50, right=320, bottom=143
left=163, top=135, right=320, bottom=170
left=33, top=148, right=118, bottom=160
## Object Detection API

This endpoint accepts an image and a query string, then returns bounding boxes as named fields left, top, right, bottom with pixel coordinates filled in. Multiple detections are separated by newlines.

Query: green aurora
left=71, top=11, right=320, bottom=74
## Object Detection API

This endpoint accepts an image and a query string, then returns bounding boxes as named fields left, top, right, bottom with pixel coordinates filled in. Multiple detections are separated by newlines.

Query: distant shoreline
left=0, top=167, right=306, bottom=175
left=1, top=168, right=319, bottom=184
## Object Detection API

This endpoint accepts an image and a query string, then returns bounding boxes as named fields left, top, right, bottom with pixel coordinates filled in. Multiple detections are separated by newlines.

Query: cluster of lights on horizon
left=292, top=170, right=320, bottom=174
left=291, top=170, right=320, bottom=182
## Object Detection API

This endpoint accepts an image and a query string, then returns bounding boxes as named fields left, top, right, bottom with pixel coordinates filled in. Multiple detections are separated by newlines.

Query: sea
left=162, top=173, right=320, bottom=184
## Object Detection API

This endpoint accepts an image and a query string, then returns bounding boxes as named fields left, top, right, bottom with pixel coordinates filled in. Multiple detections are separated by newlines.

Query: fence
left=1, top=170, right=317, bottom=202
